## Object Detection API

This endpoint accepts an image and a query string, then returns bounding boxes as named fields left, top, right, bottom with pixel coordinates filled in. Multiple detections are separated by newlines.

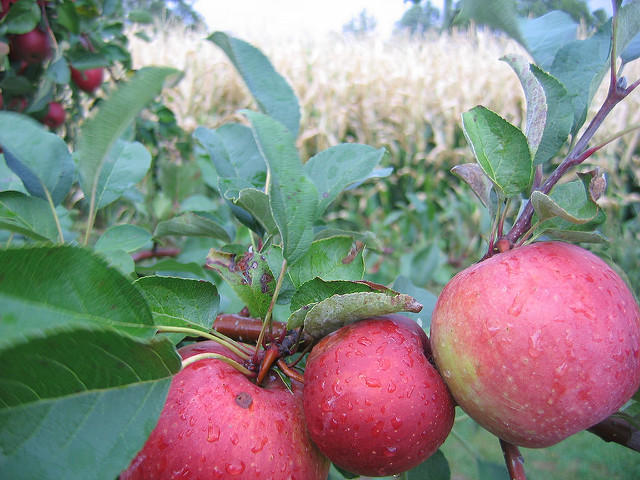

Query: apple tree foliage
left=0, top=1, right=640, bottom=479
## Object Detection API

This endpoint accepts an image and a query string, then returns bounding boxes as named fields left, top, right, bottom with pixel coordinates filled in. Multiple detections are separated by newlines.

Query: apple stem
left=499, top=439, right=527, bottom=480
left=155, top=325, right=254, bottom=360
left=276, top=358, right=304, bottom=383
left=181, top=352, right=256, bottom=377
left=256, top=344, right=280, bottom=384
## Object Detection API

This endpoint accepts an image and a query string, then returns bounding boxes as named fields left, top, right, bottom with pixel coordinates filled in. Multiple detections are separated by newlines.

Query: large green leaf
left=74, top=67, right=181, bottom=215
left=304, top=144, right=389, bottom=214
left=0, top=191, right=58, bottom=242
left=95, top=224, right=152, bottom=253
left=94, top=140, right=151, bottom=209
left=0, top=112, right=74, bottom=205
left=0, top=246, right=156, bottom=341
left=287, top=236, right=365, bottom=288
left=519, top=11, right=577, bottom=70
left=135, top=276, right=219, bottom=343
left=461, top=106, right=533, bottom=198
left=154, top=212, right=232, bottom=242
left=209, top=32, right=300, bottom=136
left=206, top=248, right=275, bottom=319
left=456, top=0, right=524, bottom=45
left=243, top=111, right=318, bottom=265
left=0, top=327, right=180, bottom=480
left=0, top=0, right=40, bottom=34
left=531, top=66, right=573, bottom=165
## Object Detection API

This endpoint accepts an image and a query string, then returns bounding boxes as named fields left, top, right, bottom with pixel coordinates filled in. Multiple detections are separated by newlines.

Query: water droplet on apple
left=391, top=416, right=402, bottom=430
left=225, top=461, right=245, bottom=475
left=365, top=376, right=381, bottom=388
left=250, top=437, right=268, bottom=453
left=387, top=381, right=397, bottom=393
left=230, top=432, right=239, bottom=445
left=371, top=420, right=384, bottom=436
left=383, top=446, right=397, bottom=457
left=358, top=336, right=372, bottom=347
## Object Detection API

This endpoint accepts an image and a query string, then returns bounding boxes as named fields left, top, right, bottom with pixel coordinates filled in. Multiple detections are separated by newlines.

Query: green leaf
left=46, top=56, right=71, bottom=84
left=95, top=224, right=152, bottom=253
left=0, top=327, right=180, bottom=480
left=288, top=278, right=422, bottom=338
left=287, top=236, right=365, bottom=288
left=96, top=248, right=135, bottom=277
left=154, top=212, right=232, bottom=242
left=231, top=188, right=277, bottom=235
left=243, top=111, right=318, bottom=265
left=194, top=124, right=266, bottom=188
left=206, top=248, right=275, bottom=319
left=461, top=106, right=533, bottom=198
left=0, top=246, right=156, bottom=341
left=0, top=0, right=40, bottom=34
left=95, top=140, right=152, bottom=209
left=616, top=1, right=640, bottom=63
left=392, top=276, right=438, bottom=330
left=549, top=29, right=611, bottom=134
left=0, top=112, right=74, bottom=205
left=136, top=258, right=209, bottom=279
left=0, top=156, right=26, bottom=193
left=304, top=144, right=389, bottom=214
left=135, top=276, right=219, bottom=343
left=0, top=191, right=58, bottom=241
left=407, top=450, right=450, bottom=479
left=451, top=163, right=494, bottom=209
left=74, top=67, right=181, bottom=215
left=531, top=179, right=601, bottom=224
left=128, top=9, right=154, bottom=24
left=501, top=55, right=546, bottom=157
left=209, top=32, right=300, bottom=136
left=519, top=11, right=577, bottom=70
left=456, top=0, right=524, bottom=45
left=531, top=66, right=573, bottom=165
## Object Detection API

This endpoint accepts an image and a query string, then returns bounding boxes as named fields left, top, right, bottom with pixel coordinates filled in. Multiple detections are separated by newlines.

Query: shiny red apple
left=70, top=66, right=104, bottom=93
left=121, top=341, right=330, bottom=480
left=303, top=315, right=455, bottom=477
left=9, top=28, right=51, bottom=64
left=431, top=241, right=640, bottom=447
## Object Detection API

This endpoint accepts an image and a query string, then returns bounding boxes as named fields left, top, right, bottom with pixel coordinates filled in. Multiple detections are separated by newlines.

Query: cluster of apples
left=1, top=1, right=104, bottom=129
left=120, top=241, right=640, bottom=479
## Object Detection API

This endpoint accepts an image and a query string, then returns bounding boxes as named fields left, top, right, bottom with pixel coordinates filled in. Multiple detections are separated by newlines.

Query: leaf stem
left=43, top=186, right=64, bottom=243
left=181, top=352, right=255, bottom=377
left=499, top=439, right=527, bottom=480
left=255, top=258, right=288, bottom=351
left=156, top=325, right=253, bottom=360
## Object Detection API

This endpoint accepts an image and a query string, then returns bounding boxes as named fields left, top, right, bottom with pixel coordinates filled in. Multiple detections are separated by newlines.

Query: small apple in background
left=120, top=341, right=330, bottom=480
left=9, top=29, right=51, bottom=64
left=70, top=66, right=104, bottom=93
left=7, top=96, right=27, bottom=112
left=40, top=102, right=65, bottom=129
left=430, top=241, right=640, bottom=448
left=303, top=315, right=455, bottom=477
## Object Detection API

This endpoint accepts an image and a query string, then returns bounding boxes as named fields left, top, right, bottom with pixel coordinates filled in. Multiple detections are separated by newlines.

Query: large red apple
left=303, top=315, right=455, bottom=477
left=430, top=241, right=640, bottom=447
left=121, top=341, right=329, bottom=480
left=9, top=29, right=51, bottom=64
left=70, top=66, right=104, bottom=93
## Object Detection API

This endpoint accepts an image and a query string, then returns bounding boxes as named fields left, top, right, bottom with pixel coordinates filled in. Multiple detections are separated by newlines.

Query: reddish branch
left=132, top=247, right=180, bottom=262
left=499, top=439, right=527, bottom=480
left=587, top=416, right=640, bottom=453
left=213, top=314, right=287, bottom=343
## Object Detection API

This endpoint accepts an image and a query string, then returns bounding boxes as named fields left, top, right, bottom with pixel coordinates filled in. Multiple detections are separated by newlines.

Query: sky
left=192, top=1, right=615, bottom=40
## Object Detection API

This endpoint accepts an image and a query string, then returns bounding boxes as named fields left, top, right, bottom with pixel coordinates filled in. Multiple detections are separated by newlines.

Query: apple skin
left=430, top=241, right=640, bottom=448
left=303, top=315, right=455, bottom=477
left=120, top=341, right=330, bottom=480
left=41, top=102, right=65, bottom=129
left=70, top=67, right=104, bottom=93
left=9, top=29, right=51, bottom=64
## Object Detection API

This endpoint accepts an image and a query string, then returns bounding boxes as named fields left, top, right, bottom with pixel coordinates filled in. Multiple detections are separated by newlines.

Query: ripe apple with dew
left=303, top=315, right=455, bottom=477
left=430, top=241, right=640, bottom=447
left=70, top=67, right=104, bottom=93
left=121, top=341, right=330, bottom=480
left=40, top=102, right=65, bottom=129
left=9, top=28, right=51, bottom=64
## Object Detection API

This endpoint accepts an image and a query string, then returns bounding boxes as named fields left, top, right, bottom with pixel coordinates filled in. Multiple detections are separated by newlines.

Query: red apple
left=303, top=315, right=455, bottom=477
left=40, top=102, right=65, bottom=129
left=9, top=28, right=51, bottom=64
left=430, top=241, right=640, bottom=448
left=70, top=66, right=104, bottom=93
left=120, top=341, right=330, bottom=480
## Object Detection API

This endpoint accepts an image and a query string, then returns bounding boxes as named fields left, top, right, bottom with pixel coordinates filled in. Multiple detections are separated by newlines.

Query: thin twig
left=499, top=439, right=527, bottom=480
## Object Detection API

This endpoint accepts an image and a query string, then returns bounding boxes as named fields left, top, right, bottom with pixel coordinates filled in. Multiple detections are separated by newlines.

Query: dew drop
left=384, top=446, right=397, bottom=457
left=365, top=377, right=381, bottom=388
left=225, top=461, right=245, bottom=476
left=391, top=416, right=403, bottom=430
left=230, top=432, right=239, bottom=445
left=387, top=381, right=397, bottom=393
left=371, top=420, right=384, bottom=436
left=251, top=437, right=268, bottom=453
left=358, top=336, right=373, bottom=347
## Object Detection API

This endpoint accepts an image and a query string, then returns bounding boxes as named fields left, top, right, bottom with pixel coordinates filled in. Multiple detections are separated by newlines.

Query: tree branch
left=587, top=416, right=640, bottom=453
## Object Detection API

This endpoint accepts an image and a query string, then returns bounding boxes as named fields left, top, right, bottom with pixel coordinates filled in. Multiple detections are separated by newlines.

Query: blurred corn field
left=128, top=24, right=640, bottom=292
